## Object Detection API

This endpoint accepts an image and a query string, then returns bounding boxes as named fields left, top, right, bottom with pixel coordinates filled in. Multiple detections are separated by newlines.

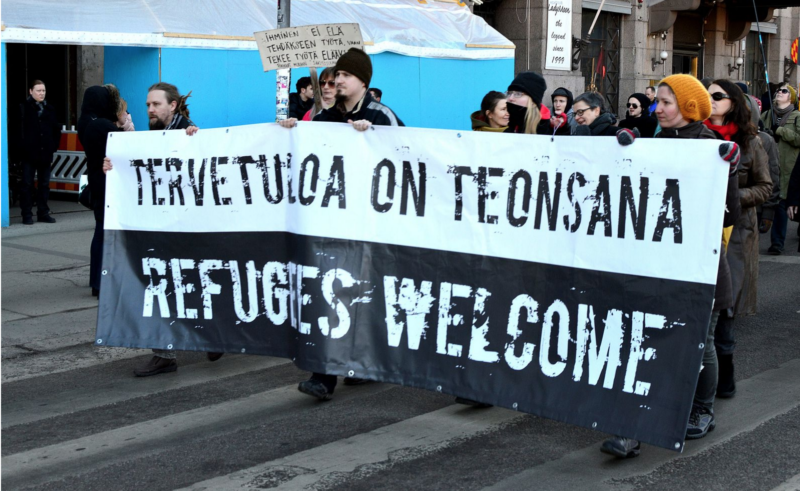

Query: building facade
left=475, top=0, right=800, bottom=117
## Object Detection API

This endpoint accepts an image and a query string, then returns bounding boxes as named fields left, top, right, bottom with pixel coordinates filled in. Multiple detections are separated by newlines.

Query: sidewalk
left=1, top=198, right=146, bottom=380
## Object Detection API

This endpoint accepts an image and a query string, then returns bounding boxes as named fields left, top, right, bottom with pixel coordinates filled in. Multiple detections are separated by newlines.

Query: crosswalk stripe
left=178, top=404, right=525, bottom=491
left=481, top=358, right=800, bottom=491
left=770, top=473, right=800, bottom=491
left=2, top=354, right=290, bottom=429
left=0, top=381, right=396, bottom=489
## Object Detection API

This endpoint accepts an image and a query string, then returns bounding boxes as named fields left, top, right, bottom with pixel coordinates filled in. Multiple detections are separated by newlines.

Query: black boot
left=717, top=354, right=736, bottom=398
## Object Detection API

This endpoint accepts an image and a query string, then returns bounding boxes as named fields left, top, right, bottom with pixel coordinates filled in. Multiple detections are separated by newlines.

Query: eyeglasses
left=574, top=107, right=596, bottom=117
left=506, top=91, right=527, bottom=99
left=626, top=103, right=639, bottom=109
left=710, top=92, right=731, bottom=101
left=776, top=88, right=791, bottom=95
left=321, top=80, right=335, bottom=87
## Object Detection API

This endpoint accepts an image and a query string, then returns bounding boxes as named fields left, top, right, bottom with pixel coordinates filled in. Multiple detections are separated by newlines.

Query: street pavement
left=2, top=197, right=799, bottom=491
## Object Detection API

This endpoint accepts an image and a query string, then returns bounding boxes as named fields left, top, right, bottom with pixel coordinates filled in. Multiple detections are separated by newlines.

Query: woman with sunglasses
left=602, top=74, right=742, bottom=459
left=703, top=79, right=772, bottom=401
left=618, top=93, right=657, bottom=138
left=303, top=67, right=336, bottom=121
left=760, top=84, right=800, bottom=255
left=470, top=91, right=509, bottom=132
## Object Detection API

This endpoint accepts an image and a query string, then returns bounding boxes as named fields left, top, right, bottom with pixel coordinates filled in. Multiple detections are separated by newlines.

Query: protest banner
left=97, top=123, right=728, bottom=451
left=255, top=23, right=364, bottom=71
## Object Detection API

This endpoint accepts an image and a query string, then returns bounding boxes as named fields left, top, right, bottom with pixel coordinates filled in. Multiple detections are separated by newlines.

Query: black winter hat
left=508, top=72, right=547, bottom=107
left=629, top=93, right=650, bottom=112
left=334, top=48, right=372, bottom=87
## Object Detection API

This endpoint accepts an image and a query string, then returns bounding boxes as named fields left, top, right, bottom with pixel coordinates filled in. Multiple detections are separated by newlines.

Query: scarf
left=773, top=104, right=796, bottom=128
left=506, top=102, right=528, bottom=134
left=702, top=120, right=738, bottom=141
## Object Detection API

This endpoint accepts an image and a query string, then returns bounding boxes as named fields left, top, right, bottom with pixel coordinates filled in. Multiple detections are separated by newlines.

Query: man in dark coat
left=289, top=76, right=315, bottom=120
left=280, top=48, right=403, bottom=400
left=19, top=80, right=61, bottom=225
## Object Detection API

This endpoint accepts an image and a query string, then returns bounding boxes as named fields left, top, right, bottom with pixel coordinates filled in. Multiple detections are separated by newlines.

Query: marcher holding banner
left=504, top=72, right=547, bottom=135
left=703, top=80, right=772, bottom=399
left=279, top=47, right=405, bottom=400
left=602, top=74, right=742, bottom=458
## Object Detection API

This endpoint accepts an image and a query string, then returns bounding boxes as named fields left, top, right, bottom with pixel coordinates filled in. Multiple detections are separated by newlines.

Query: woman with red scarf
left=703, top=79, right=772, bottom=399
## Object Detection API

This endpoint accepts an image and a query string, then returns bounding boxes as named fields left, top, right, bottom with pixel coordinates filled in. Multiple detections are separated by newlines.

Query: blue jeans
left=771, top=199, right=788, bottom=250
left=695, top=311, right=720, bottom=411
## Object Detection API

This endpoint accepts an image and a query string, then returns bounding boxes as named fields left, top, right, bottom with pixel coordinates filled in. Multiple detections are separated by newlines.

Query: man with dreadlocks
left=105, top=81, right=218, bottom=376
left=145, top=82, right=199, bottom=134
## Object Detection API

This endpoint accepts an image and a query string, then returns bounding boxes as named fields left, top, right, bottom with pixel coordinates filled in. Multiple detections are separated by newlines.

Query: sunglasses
left=710, top=92, right=731, bottom=101
left=776, top=88, right=790, bottom=95
left=626, top=103, right=639, bottom=109
left=321, top=80, right=335, bottom=87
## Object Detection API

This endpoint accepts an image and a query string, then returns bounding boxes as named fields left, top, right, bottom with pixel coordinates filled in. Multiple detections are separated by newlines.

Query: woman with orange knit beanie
left=601, top=74, right=742, bottom=459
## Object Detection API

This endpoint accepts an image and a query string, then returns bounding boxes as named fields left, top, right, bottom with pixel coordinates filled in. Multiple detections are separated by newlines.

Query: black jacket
left=77, top=86, right=120, bottom=175
left=618, top=114, right=658, bottom=138
left=656, top=121, right=740, bottom=311
left=289, top=92, right=314, bottom=120
left=313, top=92, right=404, bottom=127
left=20, top=96, right=61, bottom=163
left=573, top=113, right=619, bottom=136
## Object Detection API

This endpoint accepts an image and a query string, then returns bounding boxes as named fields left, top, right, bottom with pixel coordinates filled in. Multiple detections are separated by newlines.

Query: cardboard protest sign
left=255, top=23, right=364, bottom=71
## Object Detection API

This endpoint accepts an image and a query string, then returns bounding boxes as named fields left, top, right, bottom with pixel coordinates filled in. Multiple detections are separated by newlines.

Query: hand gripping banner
left=98, top=122, right=729, bottom=451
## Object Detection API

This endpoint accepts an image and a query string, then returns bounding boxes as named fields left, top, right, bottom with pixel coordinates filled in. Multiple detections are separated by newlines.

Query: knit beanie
left=783, top=84, right=798, bottom=106
left=660, top=74, right=712, bottom=122
left=508, top=72, right=547, bottom=108
left=629, top=93, right=650, bottom=112
left=334, top=48, right=372, bottom=87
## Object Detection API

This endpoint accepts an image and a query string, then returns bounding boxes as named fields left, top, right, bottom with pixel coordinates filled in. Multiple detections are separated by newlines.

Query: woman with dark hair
left=602, top=74, right=741, bottom=459
left=618, top=93, right=657, bottom=138
left=77, top=84, right=124, bottom=297
left=504, top=72, right=547, bottom=135
left=572, top=92, right=619, bottom=136
left=303, top=67, right=337, bottom=121
left=703, top=79, right=772, bottom=400
left=470, top=91, right=509, bottom=132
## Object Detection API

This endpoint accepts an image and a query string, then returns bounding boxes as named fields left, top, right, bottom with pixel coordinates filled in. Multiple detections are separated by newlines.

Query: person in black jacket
left=289, top=76, right=314, bottom=120
left=572, top=92, right=619, bottom=136
left=77, top=85, right=122, bottom=298
left=19, top=80, right=61, bottom=225
left=281, top=48, right=403, bottom=401
left=311, top=49, right=403, bottom=129
left=618, top=93, right=658, bottom=138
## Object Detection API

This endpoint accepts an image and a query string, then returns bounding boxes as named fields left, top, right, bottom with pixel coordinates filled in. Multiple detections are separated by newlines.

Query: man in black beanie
left=282, top=48, right=404, bottom=400
left=312, top=47, right=403, bottom=130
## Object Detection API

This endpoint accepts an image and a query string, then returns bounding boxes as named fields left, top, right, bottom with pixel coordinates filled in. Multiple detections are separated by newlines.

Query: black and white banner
left=98, top=122, right=729, bottom=451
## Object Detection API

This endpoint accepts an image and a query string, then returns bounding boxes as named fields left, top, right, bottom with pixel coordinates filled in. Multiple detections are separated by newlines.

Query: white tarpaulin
left=0, top=0, right=514, bottom=60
